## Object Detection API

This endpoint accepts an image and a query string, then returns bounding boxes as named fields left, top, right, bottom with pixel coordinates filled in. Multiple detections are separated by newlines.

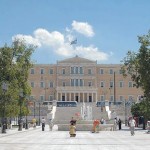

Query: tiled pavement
left=0, top=125, right=149, bottom=150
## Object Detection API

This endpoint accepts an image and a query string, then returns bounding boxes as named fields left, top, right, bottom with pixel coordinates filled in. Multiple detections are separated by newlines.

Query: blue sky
left=0, top=0, right=150, bottom=64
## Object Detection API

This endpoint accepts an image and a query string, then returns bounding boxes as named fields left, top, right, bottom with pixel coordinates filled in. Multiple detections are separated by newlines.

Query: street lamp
left=38, top=101, right=41, bottom=126
left=1, top=82, right=8, bottom=133
left=18, top=90, right=23, bottom=131
left=25, top=97, right=29, bottom=130
left=124, top=99, right=128, bottom=126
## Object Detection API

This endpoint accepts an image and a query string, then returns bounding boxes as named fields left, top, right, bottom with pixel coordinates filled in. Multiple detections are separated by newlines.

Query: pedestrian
left=113, top=118, right=117, bottom=131
left=129, top=117, right=136, bottom=136
left=69, top=117, right=76, bottom=137
left=146, top=121, right=150, bottom=134
left=70, top=117, right=76, bottom=126
left=48, top=119, right=53, bottom=131
left=118, top=118, right=122, bottom=130
left=32, top=118, right=36, bottom=129
left=100, top=118, right=104, bottom=124
left=41, top=117, right=46, bottom=131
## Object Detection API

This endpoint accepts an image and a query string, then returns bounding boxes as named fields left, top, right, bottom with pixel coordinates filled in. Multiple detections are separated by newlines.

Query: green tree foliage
left=121, top=31, right=150, bottom=122
left=0, top=40, right=36, bottom=117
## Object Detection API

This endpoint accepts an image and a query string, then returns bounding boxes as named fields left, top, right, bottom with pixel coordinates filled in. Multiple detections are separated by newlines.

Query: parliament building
left=28, top=55, right=143, bottom=104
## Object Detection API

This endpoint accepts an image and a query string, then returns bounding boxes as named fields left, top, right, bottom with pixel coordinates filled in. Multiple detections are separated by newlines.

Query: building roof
left=57, top=55, right=96, bottom=64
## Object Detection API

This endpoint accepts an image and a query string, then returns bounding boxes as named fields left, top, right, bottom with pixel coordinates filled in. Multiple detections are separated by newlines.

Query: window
left=110, top=69, right=113, bottom=74
left=75, top=79, right=78, bottom=86
left=119, top=69, right=123, bottom=74
left=71, top=79, right=74, bottom=86
left=30, top=95, right=35, bottom=100
left=40, top=68, right=44, bottom=74
left=110, top=81, right=113, bottom=88
left=30, top=68, right=34, bottom=74
left=88, top=82, right=92, bottom=87
left=40, top=81, right=44, bottom=88
left=119, top=96, right=123, bottom=101
left=119, top=81, right=124, bottom=87
left=49, top=95, right=53, bottom=101
left=128, top=96, right=133, bottom=101
left=49, top=82, right=53, bottom=88
left=88, top=69, right=92, bottom=75
left=128, top=81, right=133, bottom=87
left=100, top=81, right=104, bottom=87
left=80, top=67, right=83, bottom=74
left=49, top=69, right=53, bottom=74
left=62, top=68, right=65, bottom=74
left=75, top=67, right=78, bottom=74
left=71, top=67, right=74, bottom=74
left=62, top=82, right=66, bottom=87
left=40, top=95, right=44, bottom=101
left=110, top=95, right=114, bottom=101
left=80, top=79, right=83, bottom=86
left=31, top=82, right=34, bottom=88
left=100, top=95, right=104, bottom=101
left=99, top=69, right=104, bottom=74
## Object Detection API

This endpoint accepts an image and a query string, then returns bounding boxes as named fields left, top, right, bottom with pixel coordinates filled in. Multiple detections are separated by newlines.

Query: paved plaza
left=0, top=125, right=149, bottom=150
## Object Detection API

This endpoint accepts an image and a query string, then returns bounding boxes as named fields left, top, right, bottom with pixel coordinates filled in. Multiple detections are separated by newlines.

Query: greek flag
left=70, top=38, right=77, bottom=45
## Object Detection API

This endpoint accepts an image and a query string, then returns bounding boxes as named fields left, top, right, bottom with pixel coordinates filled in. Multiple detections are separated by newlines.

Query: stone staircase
left=53, top=102, right=109, bottom=124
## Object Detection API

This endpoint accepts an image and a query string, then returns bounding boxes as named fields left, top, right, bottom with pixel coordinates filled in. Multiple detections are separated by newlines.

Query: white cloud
left=72, top=20, right=94, bottom=37
left=34, top=28, right=64, bottom=47
left=12, top=21, right=111, bottom=62
left=12, top=34, right=41, bottom=47
left=74, top=45, right=109, bottom=61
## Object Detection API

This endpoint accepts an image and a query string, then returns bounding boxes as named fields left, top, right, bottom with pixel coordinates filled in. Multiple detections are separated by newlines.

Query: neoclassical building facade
left=28, top=56, right=143, bottom=103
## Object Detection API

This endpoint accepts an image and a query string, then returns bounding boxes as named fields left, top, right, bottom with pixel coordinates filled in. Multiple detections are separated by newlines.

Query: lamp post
left=18, top=90, right=23, bottom=131
left=124, top=99, right=128, bottom=126
left=114, top=72, right=116, bottom=105
left=25, top=97, right=29, bottom=129
left=38, top=101, right=41, bottom=126
left=1, top=82, right=8, bottom=133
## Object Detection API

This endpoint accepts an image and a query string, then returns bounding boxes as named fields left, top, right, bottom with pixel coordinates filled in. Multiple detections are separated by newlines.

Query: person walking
left=48, top=119, right=53, bottom=131
left=41, top=117, right=46, bottom=131
left=129, top=117, right=136, bottom=136
left=118, top=118, right=122, bottom=130
left=113, top=118, right=117, bottom=131
left=32, top=118, right=36, bottom=129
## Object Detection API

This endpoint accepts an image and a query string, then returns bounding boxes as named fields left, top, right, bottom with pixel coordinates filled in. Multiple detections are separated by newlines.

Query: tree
left=0, top=40, right=36, bottom=119
left=121, top=31, right=150, bottom=128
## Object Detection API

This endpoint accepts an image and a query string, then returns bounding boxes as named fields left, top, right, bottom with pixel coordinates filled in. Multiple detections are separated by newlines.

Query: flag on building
left=70, top=38, right=77, bottom=45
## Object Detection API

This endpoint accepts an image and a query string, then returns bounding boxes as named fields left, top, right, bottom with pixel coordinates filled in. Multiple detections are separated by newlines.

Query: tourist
left=69, top=117, right=76, bottom=137
left=113, top=118, right=117, bottom=131
left=129, top=117, right=136, bottom=136
left=70, top=117, right=76, bottom=126
left=32, top=118, right=36, bottom=129
left=92, top=119, right=100, bottom=133
left=100, top=118, right=104, bottom=124
left=41, top=117, right=46, bottom=131
left=48, top=119, right=53, bottom=131
left=118, top=118, right=122, bottom=130
left=146, top=121, right=150, bottom=134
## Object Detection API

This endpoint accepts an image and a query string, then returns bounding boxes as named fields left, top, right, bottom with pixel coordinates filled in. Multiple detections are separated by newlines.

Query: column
left=65, top=92, right=67, bottom=101
left=78, top=92, right=80, bottom=102
left=83, top=92, right=84, bottom=103
left=69, top=93, right=71, bottom=101
left=92, top=92, right=93, bottom=102
left=87, top=93, right=89, bottom=102
left=96, top=92, right=97, bottom=102
left=56, top=92, right=58, bottom=101
left=60, top=92, right=62, bottom=101
left=74, top=93, right=75, bottom=101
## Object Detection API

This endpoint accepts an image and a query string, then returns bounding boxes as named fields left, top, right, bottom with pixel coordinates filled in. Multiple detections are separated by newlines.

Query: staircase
left=53, top=102, right=109, bottom=124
